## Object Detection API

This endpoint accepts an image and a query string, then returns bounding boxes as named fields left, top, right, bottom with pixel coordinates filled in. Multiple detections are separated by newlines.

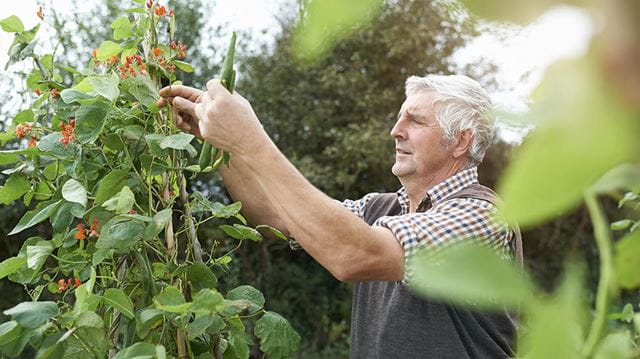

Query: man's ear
left=452, top=129, right=473, bottom=159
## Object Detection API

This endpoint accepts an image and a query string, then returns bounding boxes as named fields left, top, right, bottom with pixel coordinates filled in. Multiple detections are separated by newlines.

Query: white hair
left=405, top=74, right=494, bottom=166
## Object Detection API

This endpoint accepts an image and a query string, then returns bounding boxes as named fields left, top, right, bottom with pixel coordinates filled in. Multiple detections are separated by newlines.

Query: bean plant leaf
left=187, top=262, right=218, bottom=292
left=75, top=100, right=110, bottom=144
left=111, top=16, right=133, bottom=40
left=409, top=243, right=533, bottom=310
left=227, top=285, right=265, bottom=314
left=113, top=342, right=160, bottom=359
left=95, top=216, right=145, bottom=252
left=26, top=240, right=53, bottom=270
left=591, top=163, right=640, bottom=194
left=0, top=15, right=24, bottom=32
left=37, top=133, right=78, bottom=159
left=0, top=173, right=30, bottom=205
left=9, top=200, right=62, bottom=235
left=172, top=60, right=193, bottom=73
left=95, top=40, right=122, bottom=61
left=254, top=311, right=301, bottom=359
left=159, top=132, right=194, bottom=150
left=614, top=230, right=640, bottom=289
left=95, top=169, right=128, bottom=204
left=190, top=289, right=225, bottom=315
left=102, top=288, right=135, bottom=320
left=60, top=89, right=96, bottom=104
left=62, top=179, right=87, bottom=208
left=135, top=309, right=164, bottom=339
left=116, top=185, right=135, bottom=214
left=497, top=58, right=640, bottom=228
left=154, top=286, right=191, bottom=314
left=593, top=332, right=633, bottom=359
left=3, top=301, right=59, bottom=328
left=0, top=257, right=27, bottom=279
left=610, top=219, right=632, bottom=231
left=87, top=74, right=120, bottom=101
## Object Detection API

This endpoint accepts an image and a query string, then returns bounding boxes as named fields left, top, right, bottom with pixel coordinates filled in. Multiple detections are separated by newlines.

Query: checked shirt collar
left=394, top=166, right=479, bottom=214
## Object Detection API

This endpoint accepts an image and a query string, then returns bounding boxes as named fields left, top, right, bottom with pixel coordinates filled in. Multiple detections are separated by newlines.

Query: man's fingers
left=159, top=85, right=203, bottom=102
left=206, top=79, right=230, bottom=99
left=172, top=96, right=198, bottom=118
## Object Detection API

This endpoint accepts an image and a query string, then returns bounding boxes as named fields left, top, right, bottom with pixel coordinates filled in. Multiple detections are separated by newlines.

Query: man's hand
left=158, top=80, right=268, bottom=157
left=157, top=85, right=204, bottom=139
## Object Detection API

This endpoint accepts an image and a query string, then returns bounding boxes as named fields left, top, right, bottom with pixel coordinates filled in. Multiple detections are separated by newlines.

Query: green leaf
left=187, top=315, right=216, bottom=340
left=9, top=200, right=62, bottom=235
left=292, top=0, right=383, bottom=62
left=498, top=59, right=640, bottom=228
left=135, top=308, right=164, bottom=339
left=0, top=15, right=24, bottom=32
left=614, top=230, right=640, bottom=289
left=611, top=219, right=633, bottom=231
left=154, top=286, right=191, bottom=314
left=254, top=311, right=301, bottom=359
left=227, top=286, right=264, bottom=314
left=75, top=311, right=104, bottom=328
left=113, top=342, right=161, bottom=359
left=62, top=179, right=87, bottom=208
left=0, top=173, right=30, bottom=205
left=0, top=320, right=31, bottom=357
left=51, top=202, right=75, bottom=232
left=594, top=332, right=633, bottom=359
left=591, top=163, right=640, bottom=194
left=115, top=186, right=135, bottom=214
left=13, top=109, right=34, bottom=124
left=75, top=100, right=110, bottom=144
left=3, top=301, right=58, bottom=328
left=187, top=262, right=218, bottom=292
left=144, top=208, right=172, bottom=240
left=95, top=216, right=145, bottom=252
left=37, top=133, right=78, bottom=159
left=102, top=288, right=135, bottom=320
left=60, top=89, right=96, bottom=104
left=26, top=240, right=53, bottom=269
left=0, top=321, right=20, bottom=347
left=172, top=60, right=193, bottom=73
left=111, top=16, right=133, bottom=40
left=63, top=327, right=108, bottom=359
left=224, top=326, right=251, bottom=359
left=0, top=257, right=26, bottom=279
left=95, top=40, right=122, bottom=61
left=124, top=75, right=157, bottom=107
left=410, top=243, right=533, bottom=310
left=517, top=263, right=587, bottom=359
left=87, top=74, right=120, bottom=101
left=95, top=169, right=128, bottom=204
left=159, top=132, right=195, bottom=150
left=191, top=289, right=225, bottom=315
left=144, top=134, right=170, bottom=156
left=255, top=225, right=288, bottom=240
left=220, top=224, right=262, bottom=242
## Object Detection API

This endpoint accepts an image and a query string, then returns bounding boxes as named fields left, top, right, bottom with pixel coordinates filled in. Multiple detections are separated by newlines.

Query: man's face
left=390, top=91, right=451, bottom=180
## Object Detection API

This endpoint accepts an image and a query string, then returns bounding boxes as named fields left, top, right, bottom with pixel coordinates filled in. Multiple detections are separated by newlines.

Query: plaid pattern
left=342, top=167, right=513, bottom=283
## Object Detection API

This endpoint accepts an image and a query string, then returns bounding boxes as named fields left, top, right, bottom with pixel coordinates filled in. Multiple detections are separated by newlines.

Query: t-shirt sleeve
left=373, top=198, right=514, bottom=284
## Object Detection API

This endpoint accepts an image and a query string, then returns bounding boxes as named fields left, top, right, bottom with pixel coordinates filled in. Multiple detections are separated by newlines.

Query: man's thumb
left=172, top=96, right=197, bottom=116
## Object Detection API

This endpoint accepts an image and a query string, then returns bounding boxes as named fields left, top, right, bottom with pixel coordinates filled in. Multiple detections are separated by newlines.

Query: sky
left=0, top=0, right=593, bottom=142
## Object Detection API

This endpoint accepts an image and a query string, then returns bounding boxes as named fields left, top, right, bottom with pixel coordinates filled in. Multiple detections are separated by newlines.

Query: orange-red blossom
left=60, top=119, right=76, bottom=146
left=58, top=278, right=82, bottom=292
left=37, top=6, right=44, bottom=20
left=75, top=219, right=100, bottom=240
left=15, top=123, right=33, bottom=138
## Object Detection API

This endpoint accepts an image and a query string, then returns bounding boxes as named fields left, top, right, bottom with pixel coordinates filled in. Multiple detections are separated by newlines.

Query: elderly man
left=158, top=74, right=520, bottom=358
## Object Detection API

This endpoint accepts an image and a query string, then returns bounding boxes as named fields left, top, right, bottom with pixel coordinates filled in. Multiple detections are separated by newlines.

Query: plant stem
left=179, top=172, right=203, bottom=262
left=581, top=192, right=617, bottom=356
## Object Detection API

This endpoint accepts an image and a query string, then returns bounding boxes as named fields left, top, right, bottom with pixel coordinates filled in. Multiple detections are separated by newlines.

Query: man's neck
left=401, top=161, right=467, bottom=212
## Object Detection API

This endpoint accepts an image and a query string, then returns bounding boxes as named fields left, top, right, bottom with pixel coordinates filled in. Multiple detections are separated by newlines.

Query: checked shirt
left=341, top=166, right=514, bottom=283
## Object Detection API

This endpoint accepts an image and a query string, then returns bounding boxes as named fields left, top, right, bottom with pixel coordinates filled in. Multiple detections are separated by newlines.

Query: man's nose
left=390, top=118, right=405, bottom=139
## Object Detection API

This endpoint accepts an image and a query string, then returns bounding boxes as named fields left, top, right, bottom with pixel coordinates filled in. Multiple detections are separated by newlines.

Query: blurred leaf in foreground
left=517, top=263, right=587, bottom=359
left=409, top=243, right=533, bottom=311
left=497, top=56, right=640, bottom=228
left=292, top=0, right=383, bottom=63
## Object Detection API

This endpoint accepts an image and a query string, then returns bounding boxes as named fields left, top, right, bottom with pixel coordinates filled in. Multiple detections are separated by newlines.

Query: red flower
left=154, top=5, right=166, bottom=16
left=146, top=0, right=154, bottom=9
left=128, top=209, right=137, bottom=214
left=89, top=218, right=100, bottom=237
left=74, top=223, right=86, bottom=240
left=60, top=120, right=76, bottom=146
left=152, top=47, right=163, bottom=57
left=15, top=123, right=33, bottom=138
left=74, top=278, right=82, bottom=287
left=91, top=49, right=97, bottom=58
left=58, top=279, right=67, bottom=292
left=50, top=88, right=60, bottom=98
left=167, top=9, right=174, bottom=16
left=28, top=136, right=37, bottom=148
left=34, top=89, right=42, bottom=96
left=37, top=6, right=44, bottom=20
left=169, top=41, right=187, bottom=58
